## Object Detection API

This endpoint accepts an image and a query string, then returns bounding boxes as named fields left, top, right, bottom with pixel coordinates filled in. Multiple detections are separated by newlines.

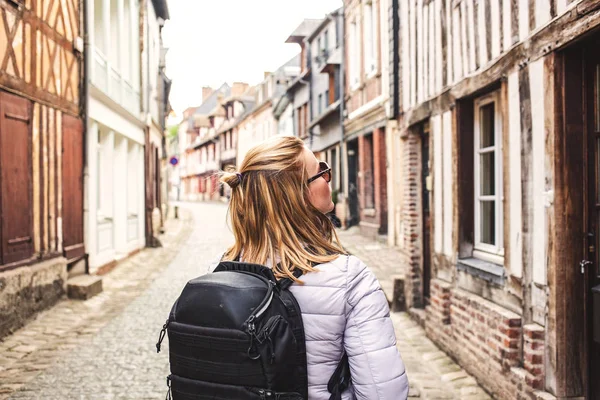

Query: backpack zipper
left=240, top=274, right=275, bottom=324
left=244, top=277, right=275, bottom=360
left=156, top=318, right=170, bottom=353
left=165, top=375, right=172, bottom=400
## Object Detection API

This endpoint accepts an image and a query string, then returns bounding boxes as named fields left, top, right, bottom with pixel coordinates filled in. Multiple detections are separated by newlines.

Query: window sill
left=457, top=257, right=505, bottom=285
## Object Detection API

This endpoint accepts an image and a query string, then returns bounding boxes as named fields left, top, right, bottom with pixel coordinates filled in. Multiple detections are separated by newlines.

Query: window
left=349, top=20, right=359, bottom=89
left=325, top=89, right=330, bottom=107
left=127, top=141, right=138, bottom=217
left=317, top=37, right=322, bottom=63
left=474, top=92, right=503, bottom=260
left=318, top=94, right=323, bottom=114
left=335, top=17, right=340, bottom=49
left=363, top=1, right=376, bottom=76
left=324, top=30, right=329, bottom=52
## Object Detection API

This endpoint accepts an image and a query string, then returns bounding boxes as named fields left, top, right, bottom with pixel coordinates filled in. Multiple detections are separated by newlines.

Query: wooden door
left=0, top=92, right=33, bottom=266
left=421, top=124, right=431, bottom=304
left=62, top=115, right=85, bottom=261
left=585, top=39, right=600, bottom=400
left=347, top=139, right=360, bottom=227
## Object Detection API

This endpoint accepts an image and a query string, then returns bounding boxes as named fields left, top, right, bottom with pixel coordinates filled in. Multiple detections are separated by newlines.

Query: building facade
left=238, top=59, right=299, bottom=166
left=343, top=0, right=388, bottom=238
left=142, top=0, right=170, bottom=246
left=85, top=0, right=147, bottom=272
left=0, top=0, right=84, bottom=338
left=283, top=20, right=323, bottom=144
left=392, top=0, right=600, bottom=398
left=306, top=9, right=344, bottom=198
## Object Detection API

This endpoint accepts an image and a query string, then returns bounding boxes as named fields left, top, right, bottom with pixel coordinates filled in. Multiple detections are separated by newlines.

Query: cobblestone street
left=1, top=202, right=489, bottom=399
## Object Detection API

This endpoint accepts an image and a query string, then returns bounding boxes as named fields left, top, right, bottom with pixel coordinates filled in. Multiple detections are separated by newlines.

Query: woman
left=213, top=136, right=409, bottom=400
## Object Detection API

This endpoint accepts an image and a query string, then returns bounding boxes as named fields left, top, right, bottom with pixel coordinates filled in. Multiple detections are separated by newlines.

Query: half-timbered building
left=392, top=0, right=600, bottom=398
left=0, top=0, right=84, bottom=338
left=343, top=0, right=389, bottom=238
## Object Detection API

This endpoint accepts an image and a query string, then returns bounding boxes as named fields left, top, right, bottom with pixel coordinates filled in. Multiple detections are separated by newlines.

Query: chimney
left=263, top=71, right=272, bottom=79
left=231, top=82, right=249, bottom=98
left=202, top=86, right=214, bottom=102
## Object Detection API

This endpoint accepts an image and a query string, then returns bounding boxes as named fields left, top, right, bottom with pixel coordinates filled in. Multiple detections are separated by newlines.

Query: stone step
left=409, top=307, right=427, bottom=328
left=66, top=275, right=103, bottom=300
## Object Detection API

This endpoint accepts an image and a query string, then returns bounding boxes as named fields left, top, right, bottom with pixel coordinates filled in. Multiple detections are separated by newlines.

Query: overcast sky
left=162, top=0, right=343, bottom=121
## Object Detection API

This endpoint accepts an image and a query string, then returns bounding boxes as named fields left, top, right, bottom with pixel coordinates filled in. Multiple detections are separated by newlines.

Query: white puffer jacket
left=209, top=254, right=409, bottom=400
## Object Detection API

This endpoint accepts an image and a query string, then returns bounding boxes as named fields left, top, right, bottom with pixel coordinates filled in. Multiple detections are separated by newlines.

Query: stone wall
left=426, top=279, right=548, bottom=400
left=0, top=258, right=67, bottom=339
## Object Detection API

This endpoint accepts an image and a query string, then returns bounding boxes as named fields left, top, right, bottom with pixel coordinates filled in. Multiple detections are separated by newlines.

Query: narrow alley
left=0, top=203, right=489, bottom=400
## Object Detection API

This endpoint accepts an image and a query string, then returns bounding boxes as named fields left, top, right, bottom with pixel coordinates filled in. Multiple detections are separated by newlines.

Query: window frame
left=349, top=19, right=360, bottom=90
left=363, top=0, right=377, bottom=78
left=473, top=91, right=504, bottom=263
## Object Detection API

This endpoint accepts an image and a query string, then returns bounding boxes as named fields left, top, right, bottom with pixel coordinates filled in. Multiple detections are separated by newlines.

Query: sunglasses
left=307, top=161, right=332, bottom=184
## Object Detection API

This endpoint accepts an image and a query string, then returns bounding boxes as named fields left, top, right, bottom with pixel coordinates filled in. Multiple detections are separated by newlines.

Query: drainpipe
left=146, top=0, right=151, bottom=116
left=82, top=0, right=90, bottom=274
left=339, top=9, right=346, bottom=196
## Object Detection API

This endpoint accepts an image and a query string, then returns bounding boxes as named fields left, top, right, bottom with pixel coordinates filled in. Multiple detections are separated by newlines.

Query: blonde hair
left=220, top=136, right=345, bottom=280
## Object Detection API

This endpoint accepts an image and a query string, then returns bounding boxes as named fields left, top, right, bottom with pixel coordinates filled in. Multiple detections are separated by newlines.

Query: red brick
left=500, top=326, right=521, bottom=339
left=525, top=352, right=543, bottom=365
left=502, top=336, right=520, bottom=349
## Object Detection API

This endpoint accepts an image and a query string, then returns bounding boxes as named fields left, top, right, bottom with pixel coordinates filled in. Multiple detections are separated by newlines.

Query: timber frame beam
left=400, top=0, right=600, bottom=128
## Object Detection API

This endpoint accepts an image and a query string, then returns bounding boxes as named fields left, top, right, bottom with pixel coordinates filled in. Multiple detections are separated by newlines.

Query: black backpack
left=156, top=260, right=351, bottom=400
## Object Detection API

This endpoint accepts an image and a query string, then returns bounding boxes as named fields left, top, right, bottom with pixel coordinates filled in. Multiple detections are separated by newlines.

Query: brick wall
left=373, top=127, right=388, bottom=234
left=401, top=132, right=423, bottom=308
left=358, top=128, right=388, bottom=238
left=426, top=279, right=548, bottom=400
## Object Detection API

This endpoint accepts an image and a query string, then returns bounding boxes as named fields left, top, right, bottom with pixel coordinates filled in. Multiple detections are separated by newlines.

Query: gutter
left=339, top=8, right=346, bottom=195
left=81, top=0, right=90, bottom=273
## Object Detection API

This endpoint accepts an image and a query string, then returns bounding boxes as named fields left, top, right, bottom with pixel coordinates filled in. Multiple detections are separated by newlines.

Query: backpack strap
left=278, top=268, right=304, bottom=290
left=327, top=352, right=351, bottom=400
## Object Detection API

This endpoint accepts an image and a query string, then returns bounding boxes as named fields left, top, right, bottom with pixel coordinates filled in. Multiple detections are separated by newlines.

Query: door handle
left=581, top=260, right=593, bottom=274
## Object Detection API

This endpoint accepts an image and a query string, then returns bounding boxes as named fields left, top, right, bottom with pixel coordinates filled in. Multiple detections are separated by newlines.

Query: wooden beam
left=0, top=74, right=79, bottom=116
left=553, top=46, right=586, bottom=397
left=452, top=6, right=462, bottom=81
left=460, top=1, right=469, bottom=76
left=498, top=0, right=504, bottom=53
left=473, top=0, right=480, bottom=69
left=435, top=0, right=443, bottom=93
left=519, top=65, right=533, bottom=325
left=423, top=2, right=429, bottom=100
left=418, top=0, right=424, bottom=103
left=441, top=0, right=448, bottom=87
left=511, top=0, right=519, bottom=45
left=529, top=0, right=536, bottom=32
left=399, top=2, right=600, bottom=125
left=410, top=0, right=417, bottom=106
left=485, top=0, right=492, bottom=61
left=467, top=0, right=477, bottom=71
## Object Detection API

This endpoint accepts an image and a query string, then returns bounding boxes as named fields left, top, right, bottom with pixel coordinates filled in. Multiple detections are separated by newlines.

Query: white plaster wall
left=529, top=59, right=547, bottom=285
left=89, top=95, right=145, bottom=144
left=432, top=114, right=443, bottom=254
